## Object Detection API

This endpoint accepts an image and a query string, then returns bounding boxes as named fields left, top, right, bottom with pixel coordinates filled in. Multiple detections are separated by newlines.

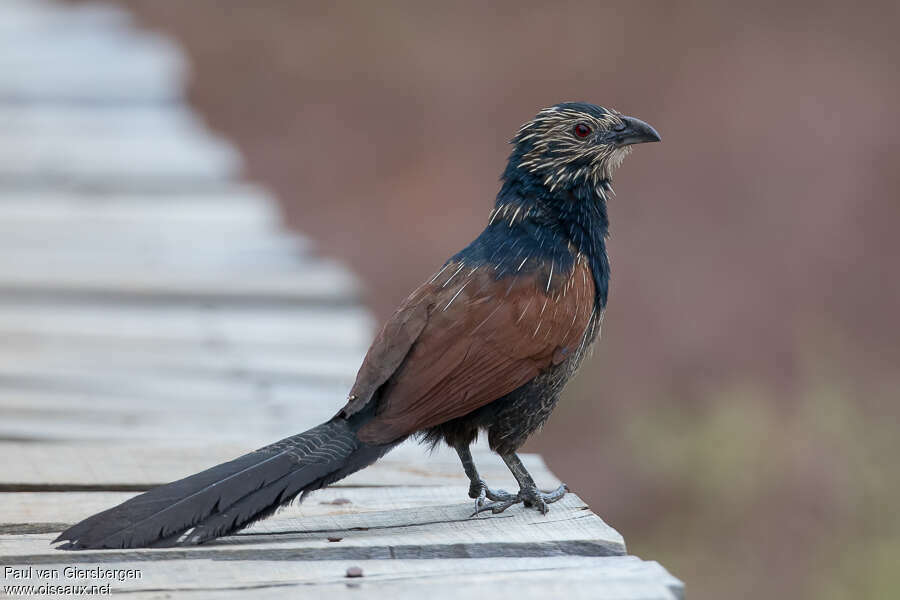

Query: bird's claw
left=473, top=485, right=487, bottom=513
left=468, top=479, right=517, bottom=516
left=471, top=483, right=568, bottom=516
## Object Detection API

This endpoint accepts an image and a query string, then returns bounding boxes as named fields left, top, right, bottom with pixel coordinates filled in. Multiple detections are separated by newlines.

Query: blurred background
left=68, top=1, right=900, bottom=598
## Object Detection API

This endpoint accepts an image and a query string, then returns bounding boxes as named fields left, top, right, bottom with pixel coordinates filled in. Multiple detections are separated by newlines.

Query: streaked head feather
left=513, top=103, right=629, bottom=193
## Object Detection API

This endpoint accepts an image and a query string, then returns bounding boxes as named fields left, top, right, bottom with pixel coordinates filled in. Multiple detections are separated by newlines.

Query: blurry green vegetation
left=618, top=347, right=899, bottom=599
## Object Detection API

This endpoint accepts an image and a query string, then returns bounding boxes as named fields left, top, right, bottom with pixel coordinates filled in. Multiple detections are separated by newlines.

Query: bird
left=54, top=102, right=660, bottom=549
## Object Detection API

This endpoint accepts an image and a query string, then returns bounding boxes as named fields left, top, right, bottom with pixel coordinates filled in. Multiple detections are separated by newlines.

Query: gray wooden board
left=0, top=1, right=130, bottom=33
left=0, top=133, right=239, bottom=183
left=0, top=489, right=680, bottom=598
left=0, top=495, right=622, bottom=562
left=0, top=343, right=363, bottom=383
left=0, top=488, right=667, bottom=597
left=0, top=381, right=352, bottom=443
left=0, top=399, right=343, bottom=445
left=0, top=440, right=560, bottom=490
left=0, top=240, right=309, bottom=271
left=0, top=22, right=183, bottom=102
left=0, top=556, right=681, bottom=600
left=0, top=189, right=281, bottom=227
left=0, top=355, right=358, bottom=441
left=0, top=126, right=230, bottom=159
left=0, top=303, right=371, bottom=347
left=0, top=487, right=559, bottom=527
left=0, top=361, right=354, bottom=397
left=0, top=362, right=356, bottom=406
left=0, top=183, right=271, bottom=205
left=0, top=331, right=361, bottom=367
left=106, top=577, right=681, bottom=600
left=0, top=486, right=582, bottom=532
left=0, top=105, right=205, bottom=136
left=0, top=236, right=307, bottom=269
left=0, top=189, right=294, bottom=262
left=0, top=233, right=310, bottom=271
left=0, top=105, right=236, bottom=180
left=0, top=262, right=360, bottom=302
left=0, top=244, right=311, bottom=272
left=0, top=21, right=181, bottom=65
left=0, top=553, right=656, bottom=583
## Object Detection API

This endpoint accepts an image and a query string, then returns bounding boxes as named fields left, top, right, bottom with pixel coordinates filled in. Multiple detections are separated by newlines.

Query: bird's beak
left=612, top=116, right=661, bottom=146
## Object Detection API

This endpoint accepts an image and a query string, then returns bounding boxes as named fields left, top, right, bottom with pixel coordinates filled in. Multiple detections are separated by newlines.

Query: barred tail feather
left=54, top=419, right=393, bottom=549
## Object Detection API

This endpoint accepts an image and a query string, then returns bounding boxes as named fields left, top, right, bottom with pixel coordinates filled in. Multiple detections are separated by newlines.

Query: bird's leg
left=473, top=452, right=568, bottom=515
left=454, top=444, right=517, bottom=513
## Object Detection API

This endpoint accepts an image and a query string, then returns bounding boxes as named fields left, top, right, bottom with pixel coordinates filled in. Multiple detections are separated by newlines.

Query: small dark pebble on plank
left=327, top=537, right=343, bottom=542
left=346, top=566, right=364, bottom=578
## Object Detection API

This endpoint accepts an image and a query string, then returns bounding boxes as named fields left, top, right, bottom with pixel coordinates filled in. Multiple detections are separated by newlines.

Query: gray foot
left=471, top=483, right=568, bottom=516
left=468, top=479, right=517, bottom=515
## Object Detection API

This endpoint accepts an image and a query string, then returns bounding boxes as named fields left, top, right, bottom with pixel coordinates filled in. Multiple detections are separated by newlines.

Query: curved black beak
left=612, top=116, right=661, bottom=147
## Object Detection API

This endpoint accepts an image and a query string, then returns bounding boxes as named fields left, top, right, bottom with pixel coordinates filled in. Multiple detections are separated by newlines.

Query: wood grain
left=0, top=556, right=680, bottom=600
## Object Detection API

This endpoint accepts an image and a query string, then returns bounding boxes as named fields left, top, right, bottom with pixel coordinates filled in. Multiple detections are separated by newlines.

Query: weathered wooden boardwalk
left=0, top=1, right=683, bottom=598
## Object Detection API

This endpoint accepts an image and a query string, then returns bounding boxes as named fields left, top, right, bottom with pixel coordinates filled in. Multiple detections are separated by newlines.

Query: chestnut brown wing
left=341, top=258, right=595, bottom=445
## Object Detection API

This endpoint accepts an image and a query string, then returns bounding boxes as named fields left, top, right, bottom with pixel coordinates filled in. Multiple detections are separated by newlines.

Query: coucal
left=55, top=102, right=660, bottom=549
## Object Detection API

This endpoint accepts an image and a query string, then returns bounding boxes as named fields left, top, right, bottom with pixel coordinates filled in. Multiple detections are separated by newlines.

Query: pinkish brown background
left=74, top=1, right=900, bottom=598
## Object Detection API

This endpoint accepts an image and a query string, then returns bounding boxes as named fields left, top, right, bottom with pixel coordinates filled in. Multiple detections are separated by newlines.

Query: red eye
left=573, top=123, right=592, bottom=138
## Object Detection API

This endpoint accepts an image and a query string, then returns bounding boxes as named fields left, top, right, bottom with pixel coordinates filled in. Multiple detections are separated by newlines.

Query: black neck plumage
left=488, top=163, right=611, bottom=310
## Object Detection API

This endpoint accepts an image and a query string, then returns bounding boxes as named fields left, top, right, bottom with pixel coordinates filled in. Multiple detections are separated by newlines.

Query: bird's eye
left=573, top=123, right=592, bottom=138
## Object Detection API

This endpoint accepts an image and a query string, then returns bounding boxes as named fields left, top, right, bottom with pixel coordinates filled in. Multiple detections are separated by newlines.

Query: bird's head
left=508, top=102, right=660, bottom=195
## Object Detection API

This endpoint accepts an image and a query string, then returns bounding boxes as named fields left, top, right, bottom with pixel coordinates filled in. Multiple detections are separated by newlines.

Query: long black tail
left=54, top=419, right=394, bottom=549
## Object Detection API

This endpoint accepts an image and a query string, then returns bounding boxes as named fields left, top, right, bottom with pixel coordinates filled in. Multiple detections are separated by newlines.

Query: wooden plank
left=0, top=303, right=371, bottom=346
left=0, top=105, right=203, bottom=136
left=0, top=486, right=554, bottom=528
left=0, top=556, right=680, bottom=596
left=0, top=488, right=442, bottom=529
left=0, top=390, right=347, bottom=445
left=0, top=183, right=269, bottom=204
left=0, top=334, right=361, bottom=369
left=0, top=556, right=680, bottom=600
left=0, top=107, right=236, bottom=182
left=0, top=416, right=322, bottom=446
left=0, top=22, right=180, bottom=64
left=0, top=204, right=310, bottom=268
left=0, top=441, right=560, bottom=490
left=0, top=133, right=240, bottom=183
left=0, top=487, right=678, bottom=597
left=0, top=240, right=310, bottom=272
left=0, top=339, right=366, bottom=441
left=0, top=366, right=354, bottom=402
left=0, top=199, right=305, bottom=264
left=113, top=575, right=679, bottom=600
left=0, top=26, right=183, bottom=102
left=0, top=374, right=355, bottom=444
left=0, top=552, right=678, bottom=589
left=0, top=1, right=130, bottom=34
left=0, top=189, right=280, bottom=226
left=0, top=493, right=621, bottom=561
left=0, top=233, right=309, bottom=270
left=0, top=361, right=353, bottom=394
left=0, top=343, right=363, bottom=382
left=0, top=237, right=309, bottom=271
left=0, top=234, right=306, bottom=269
left=0, top=262, right=361, bottom=303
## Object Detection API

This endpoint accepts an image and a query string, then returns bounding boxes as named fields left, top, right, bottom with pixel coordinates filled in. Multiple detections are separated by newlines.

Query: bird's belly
left=422, top=310, right=600, bottom=453
left=482, top=352, right=580, bottom=454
